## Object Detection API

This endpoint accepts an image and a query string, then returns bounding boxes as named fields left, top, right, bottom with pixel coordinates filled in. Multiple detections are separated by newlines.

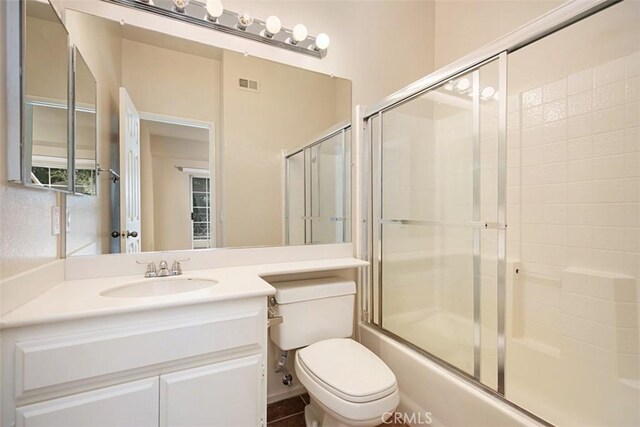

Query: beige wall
left=222, top=50, right=348, bottom=247
left=433, top=0, right=562, bottom=69
left=25, top=15, right=68, bottom=102
left=139, top=122, right=154, bottom=252
left=148, top=135, right=209, bottom=252
left=121, top=39, right=221, bottom=125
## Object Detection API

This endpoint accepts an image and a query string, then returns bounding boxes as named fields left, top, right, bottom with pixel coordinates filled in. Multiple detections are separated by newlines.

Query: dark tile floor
left=266, top=394, right=406, bottom=427
left=267, top=394, right=308, bottom=426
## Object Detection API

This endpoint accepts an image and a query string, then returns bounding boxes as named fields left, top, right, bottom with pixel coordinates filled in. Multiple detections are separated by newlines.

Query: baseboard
left=267, top=384, right=306, bottom=405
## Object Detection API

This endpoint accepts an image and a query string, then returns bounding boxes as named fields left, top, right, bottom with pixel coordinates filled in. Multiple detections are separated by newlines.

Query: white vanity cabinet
left=2, top=297, right=268, bottom=427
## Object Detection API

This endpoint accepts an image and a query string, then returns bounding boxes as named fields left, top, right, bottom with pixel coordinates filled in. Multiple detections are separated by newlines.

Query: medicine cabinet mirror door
left=23, top=0, right=72, bottom=193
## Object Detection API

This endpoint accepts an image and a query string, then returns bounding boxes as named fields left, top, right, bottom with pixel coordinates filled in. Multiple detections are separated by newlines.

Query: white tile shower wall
left=506, top=52, right=640, bottom=425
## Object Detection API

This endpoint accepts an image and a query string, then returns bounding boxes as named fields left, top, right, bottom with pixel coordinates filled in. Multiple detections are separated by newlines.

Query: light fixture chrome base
left=104, top=0, right=327, bottom=58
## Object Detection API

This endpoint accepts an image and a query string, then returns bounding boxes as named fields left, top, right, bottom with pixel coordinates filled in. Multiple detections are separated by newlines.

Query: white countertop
left=1, top=258, right=368, bottom=329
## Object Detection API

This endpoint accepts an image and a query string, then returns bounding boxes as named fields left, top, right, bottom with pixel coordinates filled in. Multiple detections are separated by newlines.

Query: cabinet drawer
left=15, top=310, right=262, bottom=396
left=16, top=377, right=159, bottom=427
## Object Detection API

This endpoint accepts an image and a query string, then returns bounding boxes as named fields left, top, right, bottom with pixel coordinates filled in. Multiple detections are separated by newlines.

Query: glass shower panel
left=286, top=150, right=306, bottom=245
left=309, top=131, right=348, bottom=244
left=506, top=1, right=640, bottom=425
left=378, top=59, right=501, bottom=384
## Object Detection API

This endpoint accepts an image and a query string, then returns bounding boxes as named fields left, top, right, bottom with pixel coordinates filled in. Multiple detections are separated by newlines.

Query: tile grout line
left=267, top=410, right=305, bottom=425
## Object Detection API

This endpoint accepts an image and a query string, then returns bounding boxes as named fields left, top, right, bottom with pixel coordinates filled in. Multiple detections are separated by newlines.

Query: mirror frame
left=71, top=46, right=98, bottom=196
left=6, top=0, right=74, bottom=193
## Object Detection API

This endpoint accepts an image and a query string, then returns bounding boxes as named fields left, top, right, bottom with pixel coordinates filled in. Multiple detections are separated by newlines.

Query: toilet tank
left=269, top=277, right=356, bottom=350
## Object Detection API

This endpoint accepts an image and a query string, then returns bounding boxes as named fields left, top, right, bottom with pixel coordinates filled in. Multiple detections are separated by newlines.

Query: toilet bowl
left=269, top=278, right=399, bottom=427
left=295, top=338, right=400, bottom=427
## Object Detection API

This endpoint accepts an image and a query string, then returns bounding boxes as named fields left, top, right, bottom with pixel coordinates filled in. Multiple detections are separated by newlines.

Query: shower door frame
left=284, top=121, right=351, bottom=245
left=359, top=0, right=622, bottom=422
left=366, top=51, right=507, bottom=389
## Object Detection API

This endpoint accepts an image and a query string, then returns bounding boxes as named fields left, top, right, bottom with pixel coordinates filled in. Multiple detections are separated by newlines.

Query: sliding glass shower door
left=285, top=125, right=351, bottom=245
left=372, top=56, right=505, bottom=390
left=367, top=1, right=639, bottom=424
left=309, top=128, right=351, bottom=244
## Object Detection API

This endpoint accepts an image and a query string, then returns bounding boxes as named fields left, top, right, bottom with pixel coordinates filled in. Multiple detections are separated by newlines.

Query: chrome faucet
left=137, top=258, right=190, bottom=278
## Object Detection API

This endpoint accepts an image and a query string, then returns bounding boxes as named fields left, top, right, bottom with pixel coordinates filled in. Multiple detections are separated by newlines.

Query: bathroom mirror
left=23, top=0, right=72, bottom=192
left=73, top=48, right=98, bottom=196
left=63, top=9, right=351, bottom=255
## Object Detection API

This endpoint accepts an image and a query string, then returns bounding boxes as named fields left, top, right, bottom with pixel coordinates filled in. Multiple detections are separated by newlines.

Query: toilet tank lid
left=273, top=277, right=356, bottom=304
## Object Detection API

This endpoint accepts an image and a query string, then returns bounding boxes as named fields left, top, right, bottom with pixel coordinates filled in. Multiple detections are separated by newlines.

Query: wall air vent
left=238, top=78, right=259, bottom=92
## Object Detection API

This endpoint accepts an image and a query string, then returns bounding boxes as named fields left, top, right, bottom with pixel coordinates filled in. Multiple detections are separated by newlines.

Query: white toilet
left=270, top=277, right=400, bottom=427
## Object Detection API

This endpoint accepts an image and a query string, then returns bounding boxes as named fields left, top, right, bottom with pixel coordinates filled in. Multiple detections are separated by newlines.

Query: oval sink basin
left=101, top=277, right=217, bottom=298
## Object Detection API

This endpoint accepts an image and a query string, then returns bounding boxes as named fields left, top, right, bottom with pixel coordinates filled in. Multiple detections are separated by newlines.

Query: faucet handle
left=136, top=260, right=158, bottom=278
left=171, top=258, right=190, bottom=276
left=157, top=260, right=171, bottom=277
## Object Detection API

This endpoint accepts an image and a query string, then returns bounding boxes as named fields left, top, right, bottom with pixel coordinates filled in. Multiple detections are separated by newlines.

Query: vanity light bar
left=102, top=0, right=329, bottom=58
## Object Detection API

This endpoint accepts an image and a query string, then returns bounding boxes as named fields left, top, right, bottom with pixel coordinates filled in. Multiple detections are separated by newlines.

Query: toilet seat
left=297, top=338, right=397, bottom=403
left=295, top=338, right=400, bottom=425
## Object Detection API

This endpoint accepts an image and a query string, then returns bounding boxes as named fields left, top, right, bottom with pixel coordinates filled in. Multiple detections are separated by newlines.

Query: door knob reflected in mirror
left=111, top=231, right=139, bottom=238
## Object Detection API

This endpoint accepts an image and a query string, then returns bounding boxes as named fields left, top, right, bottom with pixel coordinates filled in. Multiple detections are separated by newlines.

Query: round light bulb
left=237, top=10, right=253, bottom=30
left=265, top=16, right=281, bottom=36
left=481, top=86, right=495, bottom=98
left=292, top=24, right=308, bottom=43
left=443, top=82, right=454, bottom=91
left=205, top=0, right=223, bottom=20
left=172, top=0, right=190, bottom=12
left=315, top=33, right=330, bottom=50
left=456, top=78, right=470, bottom=91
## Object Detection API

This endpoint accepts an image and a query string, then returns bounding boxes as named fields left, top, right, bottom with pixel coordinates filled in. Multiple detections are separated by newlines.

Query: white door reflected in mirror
left=119, top=88, right=142, bottom=254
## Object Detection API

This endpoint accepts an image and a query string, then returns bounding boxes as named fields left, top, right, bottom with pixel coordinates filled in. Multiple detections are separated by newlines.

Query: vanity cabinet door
left=15, top=378, right=159, bottom=427
left=160, top=355, right=264, bottom=427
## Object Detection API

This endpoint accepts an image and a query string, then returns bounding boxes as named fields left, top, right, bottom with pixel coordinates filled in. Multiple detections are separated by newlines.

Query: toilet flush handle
left=267, top=298, right=283, bottom=327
